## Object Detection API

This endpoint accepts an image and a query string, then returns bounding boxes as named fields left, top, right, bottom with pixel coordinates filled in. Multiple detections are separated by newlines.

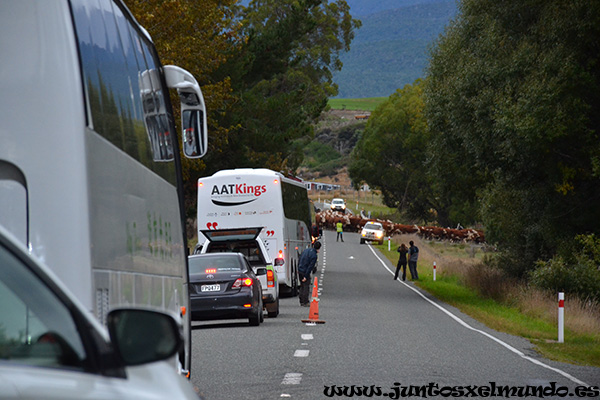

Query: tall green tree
left=207, top=0, right=361, bottom=174
left=126, top=0, right=360, bottom=229
left=349, top=81, right=440, bottom=223
left=424, top=0, right=600, bottom=276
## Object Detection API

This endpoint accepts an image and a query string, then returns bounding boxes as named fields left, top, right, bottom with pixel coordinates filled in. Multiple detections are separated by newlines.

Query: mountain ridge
left=333, top=0, right=457, bottom=98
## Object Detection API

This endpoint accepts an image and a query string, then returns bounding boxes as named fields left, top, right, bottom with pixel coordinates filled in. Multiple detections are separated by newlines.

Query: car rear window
left=188, top=255, right=244, bottom=274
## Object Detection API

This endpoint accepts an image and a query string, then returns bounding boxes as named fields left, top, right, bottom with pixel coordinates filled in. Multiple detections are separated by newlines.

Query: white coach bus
left=197, top=169, right=313, bottom=295
left=0, top=0, right=207, bottom=377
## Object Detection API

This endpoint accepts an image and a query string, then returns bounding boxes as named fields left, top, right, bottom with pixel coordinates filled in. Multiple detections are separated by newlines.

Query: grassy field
left=373, top=238, right=600, bottom=367
left=328, top=97, right=388, bottom=112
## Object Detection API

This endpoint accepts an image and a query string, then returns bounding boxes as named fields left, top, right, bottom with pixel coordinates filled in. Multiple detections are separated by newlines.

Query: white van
left=0, top=0, right=207, bottom=378
left=198, top=169, right=313, bottom=295
left=198, top=227, right=280, bottom=317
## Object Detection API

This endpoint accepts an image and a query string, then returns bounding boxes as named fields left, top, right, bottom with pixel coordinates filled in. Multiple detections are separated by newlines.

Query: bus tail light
left=274, top=250, right=285, bottom=266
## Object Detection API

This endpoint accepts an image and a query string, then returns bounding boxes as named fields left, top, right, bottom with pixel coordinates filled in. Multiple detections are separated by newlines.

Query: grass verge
left=374, top=240, right=600, bottom=367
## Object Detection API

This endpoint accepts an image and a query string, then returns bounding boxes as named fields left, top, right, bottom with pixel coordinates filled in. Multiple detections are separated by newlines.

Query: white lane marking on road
left=366, top=245, right=589, bottom=386
left=301, top=334, right=314, bottom=340
left=294, top=349, right=310, bottom=357
left=281, top=373, right=303, bottom=385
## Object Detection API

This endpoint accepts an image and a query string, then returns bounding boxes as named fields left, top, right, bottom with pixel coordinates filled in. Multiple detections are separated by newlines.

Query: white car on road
left=360, top=222, right=385, bottom=244
left=330, top=198, right=347, bottom=213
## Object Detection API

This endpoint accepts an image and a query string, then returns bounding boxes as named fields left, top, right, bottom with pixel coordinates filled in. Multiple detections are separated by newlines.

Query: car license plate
left=201, top=284, right=220, bottom=292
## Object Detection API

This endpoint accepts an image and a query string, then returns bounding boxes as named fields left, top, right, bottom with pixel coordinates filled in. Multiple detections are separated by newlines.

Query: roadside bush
left=529, top=234, right=600, bottom=302
left=463, top=261, right=516, bottom=303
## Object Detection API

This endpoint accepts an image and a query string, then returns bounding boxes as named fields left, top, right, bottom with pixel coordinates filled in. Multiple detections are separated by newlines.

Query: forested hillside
left=333, top=0, right=457, bottom=98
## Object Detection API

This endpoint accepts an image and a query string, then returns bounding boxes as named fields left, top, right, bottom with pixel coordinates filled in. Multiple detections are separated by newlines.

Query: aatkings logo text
left=211, top=183, right=267, bottom=197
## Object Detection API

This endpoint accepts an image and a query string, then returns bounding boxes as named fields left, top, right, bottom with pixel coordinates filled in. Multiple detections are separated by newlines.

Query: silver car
left=0, top=226, right=198, bottom=399
left=360, top=222, right=385, bottom=244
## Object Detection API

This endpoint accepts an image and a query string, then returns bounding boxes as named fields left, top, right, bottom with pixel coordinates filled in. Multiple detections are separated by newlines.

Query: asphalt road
left=190, top=229, right=599, bottom=399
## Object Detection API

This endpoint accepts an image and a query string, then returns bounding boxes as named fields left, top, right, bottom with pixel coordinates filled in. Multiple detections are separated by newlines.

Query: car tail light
left=267, top=269, right=275, bottom=287
left=232, top=278, right=253, bottom=288
left=205, top=268, right=217, bottom=274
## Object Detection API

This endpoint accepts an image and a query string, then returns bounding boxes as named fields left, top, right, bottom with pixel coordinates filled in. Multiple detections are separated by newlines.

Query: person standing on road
left=408, top=240, right=419, bottom=280
left=298, top=241, right=321, bottom=307
left=336, top=220, right=344, bottom=242
left=394, top=243, right=408, bottom=281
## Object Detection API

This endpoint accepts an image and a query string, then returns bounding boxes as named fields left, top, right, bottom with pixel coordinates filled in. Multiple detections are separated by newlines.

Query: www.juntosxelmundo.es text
left=323, top=382, right=599, bottom=398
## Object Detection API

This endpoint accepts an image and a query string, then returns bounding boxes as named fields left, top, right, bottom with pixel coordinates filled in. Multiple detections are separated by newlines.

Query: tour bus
left=0, top=0, right=207, bottom=379
left=197, top=169, right=313, bottom=295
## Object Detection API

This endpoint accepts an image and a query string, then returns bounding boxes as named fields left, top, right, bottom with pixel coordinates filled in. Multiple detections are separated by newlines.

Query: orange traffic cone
left=302, top=277, right=325, bottom=324
left=311, top=277, right=319, bottom=298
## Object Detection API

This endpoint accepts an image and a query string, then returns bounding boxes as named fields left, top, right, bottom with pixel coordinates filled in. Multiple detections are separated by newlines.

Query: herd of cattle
left=315, top=209, right=486, bottom=244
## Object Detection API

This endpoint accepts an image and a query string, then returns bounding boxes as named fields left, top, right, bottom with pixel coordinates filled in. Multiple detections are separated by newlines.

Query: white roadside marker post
left=558, top=292, right=564, bottom=343
left=433, top=261, right=437, bottom=281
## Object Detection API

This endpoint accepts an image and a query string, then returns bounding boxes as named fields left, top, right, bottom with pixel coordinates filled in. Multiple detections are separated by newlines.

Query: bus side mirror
left=163, top=65, right=208, bottom=159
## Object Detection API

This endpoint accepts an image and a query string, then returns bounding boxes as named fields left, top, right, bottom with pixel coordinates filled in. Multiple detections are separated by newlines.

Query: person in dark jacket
left=408, top=240, right=419, bottom=280
left=298, top=241, right=321, bottom=306
left=394, top=243, right=408, bottom=281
